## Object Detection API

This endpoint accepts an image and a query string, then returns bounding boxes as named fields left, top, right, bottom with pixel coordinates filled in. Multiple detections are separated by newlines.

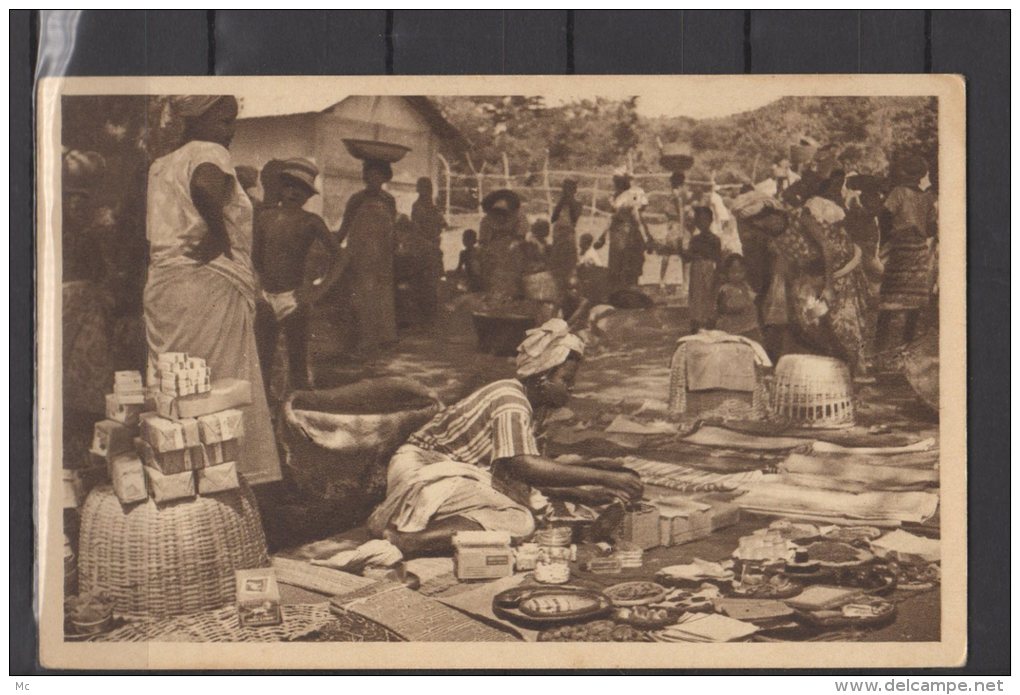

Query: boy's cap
left=279, top=158, right=319, bottom=194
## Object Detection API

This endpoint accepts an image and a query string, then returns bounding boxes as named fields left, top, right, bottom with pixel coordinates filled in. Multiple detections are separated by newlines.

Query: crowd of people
left=60, top=93, right=938, bottom=487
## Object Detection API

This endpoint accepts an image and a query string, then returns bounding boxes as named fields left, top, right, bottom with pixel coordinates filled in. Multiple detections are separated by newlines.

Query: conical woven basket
left=769, top=354, right=855, bottom=428
left=78, top=479, right=269, bottom=619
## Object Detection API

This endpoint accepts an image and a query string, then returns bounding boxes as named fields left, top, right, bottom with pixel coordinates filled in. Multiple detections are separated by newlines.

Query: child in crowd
left=524, top=218, right=552, bottom=274
left=683, top=206, right=722, bottom=334
left=715, top=254, right=764, bottom=342
left=456, top=229, right=483, bottom=292
left=577, top=232, right=604, bottom=267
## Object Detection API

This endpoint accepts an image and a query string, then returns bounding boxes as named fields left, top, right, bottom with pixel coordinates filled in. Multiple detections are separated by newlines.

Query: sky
left=237, top=85, right=787, bottom=122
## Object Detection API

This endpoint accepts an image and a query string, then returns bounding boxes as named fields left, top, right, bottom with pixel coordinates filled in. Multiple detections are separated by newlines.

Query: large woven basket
left=78, top=480, right=269, bottom=619
left=769, top=354, right=855, bottom=428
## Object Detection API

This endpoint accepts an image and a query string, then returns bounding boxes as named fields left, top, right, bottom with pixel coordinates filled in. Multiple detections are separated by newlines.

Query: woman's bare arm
left=188, top=163, right=234, bottom=263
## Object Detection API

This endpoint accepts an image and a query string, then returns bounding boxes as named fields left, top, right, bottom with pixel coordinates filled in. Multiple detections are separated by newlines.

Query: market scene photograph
left=56, top=84, right=943, bottom=647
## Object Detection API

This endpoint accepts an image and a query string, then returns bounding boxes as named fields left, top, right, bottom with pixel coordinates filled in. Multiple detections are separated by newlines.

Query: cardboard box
left=90, top=420, right=136, bottom=461
left=203, top=439, right=240, bottom=466
left=657, top=496, right=740, bottom=547
left=145, top=467, right=196, bottom=503
left=453, top=531, right=514, bottom=580
left=139, top=437, right=194, bottom=475
left=621, top=502, right=661, bottom=550
left=142, top=416, right=200, bottom=453
left=197, top=409, right=245, bottom=443
left=105, top=393, right=145, bottom=426
left=109, top=455, right=148, bottom=505
left=235, top=569, right=282, bottom=627
left=155, top=378, right=252, bottom=420
left=197, top=461, right=240, bottom=495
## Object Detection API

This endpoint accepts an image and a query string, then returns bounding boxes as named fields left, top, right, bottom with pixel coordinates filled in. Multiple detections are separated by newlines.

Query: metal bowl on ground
left=341, top=138, right=411, bottom=163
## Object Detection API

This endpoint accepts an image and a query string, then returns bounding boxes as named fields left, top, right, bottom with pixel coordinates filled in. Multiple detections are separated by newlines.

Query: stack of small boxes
left=91, top=354, right=248, bottom=506
left=157, top=353, right=212, bottom=398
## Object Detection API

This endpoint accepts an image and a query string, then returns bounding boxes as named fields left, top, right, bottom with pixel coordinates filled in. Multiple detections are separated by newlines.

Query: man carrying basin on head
left=368, top=318, right=643, bottom=557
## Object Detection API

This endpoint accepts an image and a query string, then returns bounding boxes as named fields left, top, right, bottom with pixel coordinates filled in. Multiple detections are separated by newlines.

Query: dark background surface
left=11, top=9, right=1009, bottom=674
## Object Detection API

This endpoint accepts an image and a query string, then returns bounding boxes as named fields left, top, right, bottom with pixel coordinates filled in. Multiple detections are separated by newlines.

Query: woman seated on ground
left=368, top=319, right=643, bottom=557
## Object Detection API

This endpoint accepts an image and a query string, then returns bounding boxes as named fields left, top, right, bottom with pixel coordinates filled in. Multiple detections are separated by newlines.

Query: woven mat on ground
left=624, top=457, right=764, bottom=493
left=680, top=425, right=810, bottom=452
left=332, top=583, right=519, bottom=642
left=715, top=420, right=926, bottom=449
left=299, top=611, right=402, bottom=642
left=94, top=603, right=333, bottom=643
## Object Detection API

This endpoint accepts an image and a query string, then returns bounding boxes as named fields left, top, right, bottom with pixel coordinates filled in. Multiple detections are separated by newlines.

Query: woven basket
left=668, top=342, right=768, bottom=420
left=769, top=354, right=855, bottom=428
left=78, top=480, right=269, bottom=619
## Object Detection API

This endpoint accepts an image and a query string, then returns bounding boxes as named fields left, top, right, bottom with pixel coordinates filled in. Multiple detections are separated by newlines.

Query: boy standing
left=253, top=158, right=340, bottom=394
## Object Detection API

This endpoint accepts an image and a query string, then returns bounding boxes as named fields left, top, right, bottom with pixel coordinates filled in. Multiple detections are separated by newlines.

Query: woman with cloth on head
left=367, top=319, right=643, bottom=558
left=336, top=158, right=399, bottom=354
left=875, top=155, right=938, bottom=349
left=144, top=95, right=280, bottom=484
left=594, top=169, right=653, bottom=293
left=478, top=189, right=528, bottom=302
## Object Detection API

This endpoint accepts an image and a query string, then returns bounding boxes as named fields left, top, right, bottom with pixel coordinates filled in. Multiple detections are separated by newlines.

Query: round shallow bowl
left=342, top=138, right=410, bottom=163
left=492, top=586, right=612, bottom=628
left=604, top=581, right=669, bottom=607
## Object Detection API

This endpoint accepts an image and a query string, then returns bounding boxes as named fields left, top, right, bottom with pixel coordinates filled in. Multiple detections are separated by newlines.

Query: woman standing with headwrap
left=337, top=159, right=399, bottom=354
left=144, top=95, right=281, bottom=484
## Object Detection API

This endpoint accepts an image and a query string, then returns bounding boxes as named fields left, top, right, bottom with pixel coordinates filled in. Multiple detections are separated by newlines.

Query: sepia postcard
left=36, top=74, right=965, bottom=669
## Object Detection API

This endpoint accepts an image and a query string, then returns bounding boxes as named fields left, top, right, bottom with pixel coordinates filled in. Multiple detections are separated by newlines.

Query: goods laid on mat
left=769, top=354, right=855, bottom=428
left=777, top=452, right=938, bottom=493
left=651, top=612, right=759, bottom=642
left=604, top=581, right=668, bottom=606
left=77, top=480, right=269, bottom=619
left=655, top=496, right=741, bottom=547
left=538, top=620, right=650, bottom=642
left=678, top=424, right=809, bottom=452
left=236, top=568, right=282, bottom=627
left=453, top=531, right=515, bottom=581
left=668, top=331, right=771, bottom=419
left=657, top=558, right=735, bottom=585
left=624, top=457, right=764, bottom=493
left=734, top=479, right=939, bottom=525
left=492, top=585, right=613, bottom=628
left=92, top=603, right=333, bottom=643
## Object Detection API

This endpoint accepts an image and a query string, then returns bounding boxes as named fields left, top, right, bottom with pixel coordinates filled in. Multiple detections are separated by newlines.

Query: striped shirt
left=407, top=379, right=540, bottom=468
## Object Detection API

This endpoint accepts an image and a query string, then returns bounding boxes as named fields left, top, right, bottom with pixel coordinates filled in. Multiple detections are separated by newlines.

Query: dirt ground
left=264, top=281, right=941, bottom=643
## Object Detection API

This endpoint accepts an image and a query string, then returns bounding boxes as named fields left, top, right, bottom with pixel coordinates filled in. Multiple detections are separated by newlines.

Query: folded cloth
left=684, top=341, right=758, bottom=392
left=624, top=456, right=764, bottom=493
left=778, top=452, right=939, bottom=492
left=653, top=612, right=757, bottom=643
left=313, top=539, right=404, bottom=572
left=675, top=330, right=771, bottom=367
left=657, top=558, right=735, bottom=583
left=680, top=424, right=806, bottom=452
left=736, top=478, right=939, bottom=524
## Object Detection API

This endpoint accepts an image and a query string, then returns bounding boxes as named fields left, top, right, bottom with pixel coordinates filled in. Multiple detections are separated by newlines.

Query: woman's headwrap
left=515, top=318, right=585, bottom=379
left=170, top=95, right=231, bottom=119
left=730, top=190, right=783, bottom=220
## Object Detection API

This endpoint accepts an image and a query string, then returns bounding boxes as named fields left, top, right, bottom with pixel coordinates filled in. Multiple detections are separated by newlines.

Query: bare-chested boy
left=253, top=158, right=340, bottom=393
